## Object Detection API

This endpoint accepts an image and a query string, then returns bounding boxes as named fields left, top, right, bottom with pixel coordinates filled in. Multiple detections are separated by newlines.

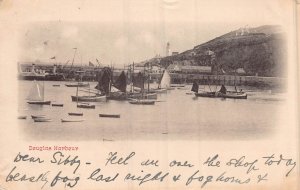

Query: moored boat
left=77, top=103, right=95, bottom=109
left=27, top=80, right=51, bottom=105
left=65, top=82, right=89, bottom=87
left=31, top=115, right=46, bottom=119
left=71, top=95, right=106, bottom=102
left=68, top=112, right=83, bottom=116
left=33, top=118, right=52, bottom=122
left=52, top=103, right=64, bottom=107
left=61, top=118, right=85, bottom=122
left=99, top=114, right=121, bottom=118
left=18, top=116, right=27, bottom=119
left=128, top=99, right=155, bottom=105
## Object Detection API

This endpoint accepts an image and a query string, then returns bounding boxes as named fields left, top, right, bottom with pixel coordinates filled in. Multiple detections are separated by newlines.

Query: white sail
left=159, top=70, right=171, bottom=89
left=27, top=81, right=44, bottom=101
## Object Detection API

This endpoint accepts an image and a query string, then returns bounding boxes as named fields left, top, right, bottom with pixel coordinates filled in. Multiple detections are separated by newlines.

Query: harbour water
left=18, top=80, right=285, bottom=141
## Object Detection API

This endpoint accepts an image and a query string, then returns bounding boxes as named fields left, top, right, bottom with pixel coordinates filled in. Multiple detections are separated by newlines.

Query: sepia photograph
left=0, top=0, right=299, bottom=189
left=17, top=21, right=287, bottom=141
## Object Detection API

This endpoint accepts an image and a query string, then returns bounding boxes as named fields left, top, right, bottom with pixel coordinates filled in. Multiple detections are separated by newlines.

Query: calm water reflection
left=18, top=80, right=285, bottom=141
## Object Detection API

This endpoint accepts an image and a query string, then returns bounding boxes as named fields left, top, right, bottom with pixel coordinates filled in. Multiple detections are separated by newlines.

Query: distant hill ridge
left=145, top=25, right=286, bottom=77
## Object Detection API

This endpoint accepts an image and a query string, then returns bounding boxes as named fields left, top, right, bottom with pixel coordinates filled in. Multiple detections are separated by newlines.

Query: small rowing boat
left=52, top=103, right=64, bottom=107
left=31, top=115, right=46, bottom=119
left=99, top=114, right=120, bottom=118
left=68, top=112, right=83, bottom=116
left=65, top=82, right=89, bottom=87
left=61, top=118, right=85, bottom=122
left=18, top=116, right=27, bottom=119
left=33, top=118, right=52, bottom=122
left=52, top=84, right=60, bottom=87
left=128, top=99, right=155, bottom=105
left=77, top=103, right=95, bottom=109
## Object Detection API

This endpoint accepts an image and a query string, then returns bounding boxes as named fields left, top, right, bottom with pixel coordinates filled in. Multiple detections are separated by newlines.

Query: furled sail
left=133, top=72, right=145, bottom=90
left=27, top=81, right=44, bottom=101
left=159, top=70, right=171, bottom=89
left=95, top=67, right=112, bottom=95
left=113, top=71, right=127, bottom=92
left=191, top=81, right=199, bottom=93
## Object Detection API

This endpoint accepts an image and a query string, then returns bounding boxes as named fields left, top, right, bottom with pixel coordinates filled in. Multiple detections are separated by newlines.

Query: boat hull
left=128, top=99, right=155, bottom=105
left=31, top=115, right=46, bottom=119
left=68, top=113, right=83, bottom=116
left=71, top=95, right=106, bottom=102
left=99, top=114, right=120, bottom=118
left=33, top=118, right=52, bottom=122
left=52, top=104, right=63, bottom=107
left=61, top=119, right=85, bottom=122
left=77, top=104, right=95, bottom=109
left=65, top=83, right=89, bottom=87
left=27, top=101, right=51, bottom=105
left=195, top=91, right=247, bottom=99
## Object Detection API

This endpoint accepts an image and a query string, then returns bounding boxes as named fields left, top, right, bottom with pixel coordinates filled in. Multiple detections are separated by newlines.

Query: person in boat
left=219, top=85, right=227, bottom=94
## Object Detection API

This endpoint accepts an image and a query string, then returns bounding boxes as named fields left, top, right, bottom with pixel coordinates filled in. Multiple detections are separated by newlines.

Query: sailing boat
left=128, top=67, right=156, bottom=105
left=153, top=70, right=172, bottom=93
left=27, top=80, right=51, bottom=105
left=191, top=74, right=247, bottom=99
left=108, top=71, right=128, bottom=100
left=71, top=71, right=106, bottom=102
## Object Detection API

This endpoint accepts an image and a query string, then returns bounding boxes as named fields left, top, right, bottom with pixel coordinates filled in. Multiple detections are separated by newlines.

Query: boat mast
left=43, top=80, right=45, bottom=101
left=132, top=62, right=135, bottom=93
left=147, top=63, right=150, bottom=92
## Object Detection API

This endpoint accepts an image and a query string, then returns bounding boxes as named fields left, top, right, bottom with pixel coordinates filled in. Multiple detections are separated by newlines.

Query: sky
left=18, top=0, right=287, bottom=66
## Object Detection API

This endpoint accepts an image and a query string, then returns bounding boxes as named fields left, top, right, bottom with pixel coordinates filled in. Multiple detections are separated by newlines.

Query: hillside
left=156, top=25, right=287, bottom=77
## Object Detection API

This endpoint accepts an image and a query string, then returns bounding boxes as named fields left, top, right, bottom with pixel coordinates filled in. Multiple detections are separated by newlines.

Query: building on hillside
left=172, top=51, right=179, bottom=56
left=167, top=64, right=211, bottom=74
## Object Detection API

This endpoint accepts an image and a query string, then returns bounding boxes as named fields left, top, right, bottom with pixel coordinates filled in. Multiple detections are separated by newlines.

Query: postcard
left=0, top=0, right=299, bottom=189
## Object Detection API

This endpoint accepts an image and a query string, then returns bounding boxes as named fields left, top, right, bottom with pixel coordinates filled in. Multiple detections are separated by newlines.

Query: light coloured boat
left=128, top=99, right=155, bottom=105
left=31, top=115, right=46, bottom=119
left=65, top=82, right=89, bottom=87
left=61, top=118, right=85, bottom=122
left=27, top=81, right=51, bottom=105
left=77, top=103, right=95, bottom=109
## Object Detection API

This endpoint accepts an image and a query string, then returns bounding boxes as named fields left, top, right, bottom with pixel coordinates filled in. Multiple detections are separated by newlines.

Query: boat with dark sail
left=192, top=81, right=247, bottom=99
left=71, top=70, right=106, bottom=102
left=191, top=50, right=247, bottom=99
left=27, top=81, right=51, bottom=105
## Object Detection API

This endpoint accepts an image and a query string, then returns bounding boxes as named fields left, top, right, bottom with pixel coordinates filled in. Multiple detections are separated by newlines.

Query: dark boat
left=33, top=118, right=52, bottom=122
left=28, top=101, right=51, bottom=105
left=68, top=112, right=83, bottom=116
left=18, top=116, right=27, bottom=119
left=52, top=84, right=60, bottom=87
left=52, top=103, right=64, bottom=107
left=99, top=114, right=121, bottom=118
left=71, top=95, right=106, bottom=102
